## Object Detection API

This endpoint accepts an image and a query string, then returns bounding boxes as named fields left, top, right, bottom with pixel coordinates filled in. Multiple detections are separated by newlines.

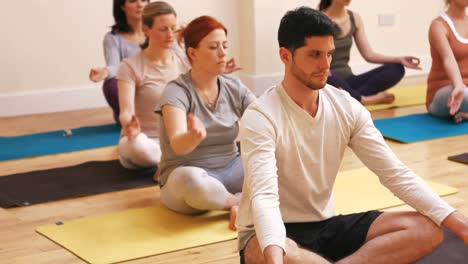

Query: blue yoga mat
left=373, top=113, right=468, bottom=143
left=0, top=124, right=121, bottom=161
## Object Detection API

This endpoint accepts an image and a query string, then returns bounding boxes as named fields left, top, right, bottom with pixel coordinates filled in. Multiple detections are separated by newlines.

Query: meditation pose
left=90, top=0, right=149, bottom=123
left=237, top=7, right=468, bottom=264
left=319, top=0, right=421, bottom=105
left=116, top=1, right=189, bottom=170
left=156, top=16, right=255, bottom=230
left=427, top=0, right=468, bottom=123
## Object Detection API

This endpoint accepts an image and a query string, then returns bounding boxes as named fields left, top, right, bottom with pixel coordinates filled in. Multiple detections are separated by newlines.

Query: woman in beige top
left=116, top=1, right=189, bottom=170
left=117, top=1, right=241, bottom=173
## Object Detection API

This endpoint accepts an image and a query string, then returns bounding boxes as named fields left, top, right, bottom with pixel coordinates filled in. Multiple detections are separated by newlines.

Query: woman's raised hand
left=399, top=56, right=421, bottom=70
left=89, top=67, right=109, bottom=82
left=187, top=112, right=206, bottom=142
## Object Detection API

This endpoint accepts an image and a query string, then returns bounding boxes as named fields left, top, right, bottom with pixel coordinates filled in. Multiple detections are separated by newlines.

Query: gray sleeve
left=103, top=33, right=121, bottom=79
left=239, top=81, right=257, bottom=114
left=155, top=82, right=191, bottom=114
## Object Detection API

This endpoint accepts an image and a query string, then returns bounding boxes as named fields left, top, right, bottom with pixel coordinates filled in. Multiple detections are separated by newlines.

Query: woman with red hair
left=155, top=16, right=255, bottom=230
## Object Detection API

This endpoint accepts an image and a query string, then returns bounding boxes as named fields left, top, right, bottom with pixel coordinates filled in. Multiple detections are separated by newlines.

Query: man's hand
left=442, top=211, right=468, bottom=245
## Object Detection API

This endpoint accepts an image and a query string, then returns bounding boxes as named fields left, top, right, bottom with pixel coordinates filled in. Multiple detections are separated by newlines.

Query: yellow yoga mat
left=365, top=85, right=426, bottom=111
left=37, top=206, right=237, bottom=264
left=36, top=167, right=457, bottom=264
left=334, top=167, right=458, bottom=215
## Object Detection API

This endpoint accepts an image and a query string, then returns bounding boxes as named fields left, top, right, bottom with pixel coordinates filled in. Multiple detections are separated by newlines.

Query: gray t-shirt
left=155, top=72, right=256, bottom=185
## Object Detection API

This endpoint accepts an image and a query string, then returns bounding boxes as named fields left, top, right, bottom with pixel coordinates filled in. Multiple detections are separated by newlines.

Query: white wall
left=237, top=0, right=446, bottom=95
left=346, top=0, right=444, bottom=74
left=249, top=0, right=445, bottom=76
left=1, top=0, right=240, bottom=94
left=0, top=0, right=240, bottom=116
left=1, top=1, right=112, bottom=94
left=0, top=0, right=447, bottom=116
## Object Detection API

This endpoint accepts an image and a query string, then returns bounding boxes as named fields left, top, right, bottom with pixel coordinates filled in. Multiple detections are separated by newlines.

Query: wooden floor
left=1, top=78, right=467, bottom=263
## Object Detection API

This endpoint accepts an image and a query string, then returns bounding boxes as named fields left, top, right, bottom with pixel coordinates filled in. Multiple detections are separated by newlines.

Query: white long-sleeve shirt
left=236, top=84, right=455, bottom=254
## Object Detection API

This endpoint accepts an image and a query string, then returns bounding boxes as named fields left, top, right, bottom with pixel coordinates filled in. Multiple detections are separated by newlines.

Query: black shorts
left=240, top=210, right=382, bottom=263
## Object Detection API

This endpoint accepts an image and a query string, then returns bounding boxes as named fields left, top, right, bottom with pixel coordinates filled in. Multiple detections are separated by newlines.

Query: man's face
left=286, top=36, right=335, bottom=90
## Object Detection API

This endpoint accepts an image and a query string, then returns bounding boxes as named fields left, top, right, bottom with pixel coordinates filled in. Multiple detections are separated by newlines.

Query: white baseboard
left=0, top=56, right=431, bottom=117
left=0, top=85, right=108, bottom=117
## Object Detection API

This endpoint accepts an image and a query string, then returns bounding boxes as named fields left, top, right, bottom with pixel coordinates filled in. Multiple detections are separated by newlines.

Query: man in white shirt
left=237, top=7, right=468, bottom=264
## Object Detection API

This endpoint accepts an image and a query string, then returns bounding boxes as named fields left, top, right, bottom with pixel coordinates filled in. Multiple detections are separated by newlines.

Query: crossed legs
left=429, top=85, right=468, bottom=123
left=160, top=157, right=244, bottom=230
left=242, top=211, right=443, bottom=264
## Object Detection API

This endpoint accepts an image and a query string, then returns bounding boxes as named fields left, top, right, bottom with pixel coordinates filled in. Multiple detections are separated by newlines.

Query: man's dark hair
left=278, top=7, right=340, bottom=53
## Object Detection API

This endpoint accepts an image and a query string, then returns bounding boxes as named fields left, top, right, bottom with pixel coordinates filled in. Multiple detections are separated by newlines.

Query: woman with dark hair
left=89, top=0, right=149, bottom=124
left=319, top=0, right=422, bottom=105
left=427, top=0, right=468, bottom=123
left=155, top=16, right=255, bottom=230
left=116, top=1, right=190, bottom=171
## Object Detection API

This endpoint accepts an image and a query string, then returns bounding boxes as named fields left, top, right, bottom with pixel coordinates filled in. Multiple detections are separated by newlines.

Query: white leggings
left=118, top=133, right=161, bottom=169
left=160, top=156, right=244, bottom=214
left=428, top=85, right=468, bottom=117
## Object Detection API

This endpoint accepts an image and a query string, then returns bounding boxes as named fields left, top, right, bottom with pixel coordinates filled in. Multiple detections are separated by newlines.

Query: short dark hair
left=278, top=7, right=340, bottom=53
left=111, top=0, right=151, bottom=34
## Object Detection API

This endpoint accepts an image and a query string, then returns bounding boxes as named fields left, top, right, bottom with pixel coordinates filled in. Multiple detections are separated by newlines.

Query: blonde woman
left=116, top=1, right=189, bottom=170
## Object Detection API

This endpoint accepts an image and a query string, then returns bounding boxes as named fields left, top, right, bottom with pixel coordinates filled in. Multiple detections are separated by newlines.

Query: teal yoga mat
left=0, top=124, right=121, bottom=161
left=373, top=114, right=468, bottom=143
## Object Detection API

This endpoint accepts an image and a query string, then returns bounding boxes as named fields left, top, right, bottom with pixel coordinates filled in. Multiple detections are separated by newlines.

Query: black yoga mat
left=416, top=228, right=468, bottom=264
left=448, top=153, right=468, bottom=165
left=0, top=160, right=156, bottom=208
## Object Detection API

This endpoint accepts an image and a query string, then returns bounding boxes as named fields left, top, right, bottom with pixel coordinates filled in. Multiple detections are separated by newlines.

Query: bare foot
left=153, top=167, right=160, bottom=183
left=454, top=112, right=468, bottom=123
left=361, top=92, right=396, bottom=105
left=229, top=205, right=238, bottom=231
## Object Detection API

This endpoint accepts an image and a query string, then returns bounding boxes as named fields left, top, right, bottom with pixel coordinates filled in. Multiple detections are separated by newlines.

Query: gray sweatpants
left=428, top=85, right=468, bottom=117
left=118, top=133, right=161, bottom=169
left=160, top=156, right=244, bottom=214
